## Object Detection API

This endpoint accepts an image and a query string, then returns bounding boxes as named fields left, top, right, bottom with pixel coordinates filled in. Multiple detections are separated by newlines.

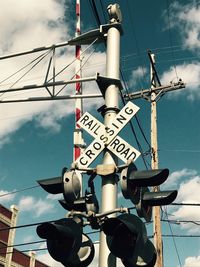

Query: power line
left=0, top=185, right=40, bottom=198
left=160, top=149, right=200, bottom=153
left=162, top=219, right=200, bottom=226
left=0, top=203, right=200, bottom=232
left=164, top=207, right=182, bottom=267
left=162, top=234, right=200, bottom=237
left=0, top=240, right=44, bottom=250
left=171, top=203, right=200, bottom=206
left=119, top=72, right=151, bottom=170
left=166, top=0, right=179, bottom=80
left=0, top=219, right=55, bottom=232
left=126, top=0, right=147, bottom=88
left=87, top=0, right=152, bottom=171
left=0, top=248, right=47, bottom=255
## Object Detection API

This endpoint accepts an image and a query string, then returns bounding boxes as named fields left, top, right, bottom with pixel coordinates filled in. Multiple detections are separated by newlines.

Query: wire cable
left=0, top=185, right=40, bottom=198
left=166, top=0, right=179, bottom=80
left=93, top=0, right=151, bottom=169
left=0, top=240, right=44, bottom=250
left=164, top=207, right=182, bottom=267
left=126, top=0, right=147, bottom=88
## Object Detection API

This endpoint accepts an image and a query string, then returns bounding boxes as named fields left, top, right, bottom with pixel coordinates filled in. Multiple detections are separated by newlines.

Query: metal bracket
left=96, top=74, right=123, bottom=98
left=68, top=23, right=123, bottom=46
left=96, top=164, right=116, bottom=176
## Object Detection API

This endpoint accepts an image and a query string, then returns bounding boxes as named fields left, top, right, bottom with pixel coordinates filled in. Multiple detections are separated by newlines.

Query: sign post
left=99, top=5, right=121, bottom=267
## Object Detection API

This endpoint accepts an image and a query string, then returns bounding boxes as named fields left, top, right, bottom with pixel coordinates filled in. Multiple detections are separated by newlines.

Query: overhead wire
left=0, top=185, right=40, bottom=198
left=122, top=1, right=153, bottom=168
left=0, top=248, right=47, bottom=255
left=119, top=72, right=151, bottom=169
left=89, top=0, right=151, bottom=169
left=0, top=2, right=198, bottom=261
left=0, top=202, right=199, bottom=232
left=0, top=240, right=44, bottom=250
left=164, top=207, right=183, bottom=267
left=126, top=0, right=147, bottom=88
left=166, top=0, right=179, bottom=80
left=160, top=149, right=200, bottom=153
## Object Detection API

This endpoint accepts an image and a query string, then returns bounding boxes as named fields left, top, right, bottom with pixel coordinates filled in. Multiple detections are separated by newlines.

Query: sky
left=0, top=0, right=200, bottom=266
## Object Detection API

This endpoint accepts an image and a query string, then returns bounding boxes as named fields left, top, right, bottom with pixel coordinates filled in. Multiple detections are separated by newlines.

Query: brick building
left=0, top=204, right=50, bottom=267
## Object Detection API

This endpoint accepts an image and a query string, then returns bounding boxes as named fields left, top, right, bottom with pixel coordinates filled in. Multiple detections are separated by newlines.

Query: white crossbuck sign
left=75, top=101, right=141, bottom=168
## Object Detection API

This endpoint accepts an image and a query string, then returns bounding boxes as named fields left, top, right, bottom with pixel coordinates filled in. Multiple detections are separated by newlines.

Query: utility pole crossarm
left=124, top=80, right=185, bottom=101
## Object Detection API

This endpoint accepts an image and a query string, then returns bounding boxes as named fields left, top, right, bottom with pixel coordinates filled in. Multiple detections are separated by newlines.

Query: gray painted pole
left=99, top=4, right=122, bottom=267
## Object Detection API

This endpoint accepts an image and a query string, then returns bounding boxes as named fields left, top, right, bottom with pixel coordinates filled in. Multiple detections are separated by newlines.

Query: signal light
left=37, top=218, right=94, bottom=267
left=120, top=162, right=177, bottom=222
left=102, top=213, right=156, bottom=266
left=37, top=169, right=82, bottom=204
left=38, top=168, right=99, bottom=215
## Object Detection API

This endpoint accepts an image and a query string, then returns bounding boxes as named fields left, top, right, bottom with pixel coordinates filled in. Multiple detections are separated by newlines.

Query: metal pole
left=99, top=4, right=122, bottom=267
left=150, top=53, right=163, bottom=267
left=74, top=0, right=84, bottom=162
left=73, top=0, right=85, bottom=196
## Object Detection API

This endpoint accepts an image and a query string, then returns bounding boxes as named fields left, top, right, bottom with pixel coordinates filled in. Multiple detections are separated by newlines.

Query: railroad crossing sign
left=75, top=101, right=141, bottom=168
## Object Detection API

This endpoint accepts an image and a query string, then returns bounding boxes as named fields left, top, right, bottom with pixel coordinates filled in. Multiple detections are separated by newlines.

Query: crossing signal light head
left=37, top=176, right=63, bottom=194
left=37, top=169, right=82, bottom=204
left=120, top=162, right=178, bottom=222
left=37, top=218, right=94, bottom=267
left=62, top=170, right=81, bottom=203
left=102, top=214, right=156, bottom=266
left=120, top=162, right=169, bottom=196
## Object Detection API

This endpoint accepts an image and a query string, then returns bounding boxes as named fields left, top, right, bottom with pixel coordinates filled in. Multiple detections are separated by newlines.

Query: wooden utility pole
left=150, top=53, right=163, bottom=267
left=125, top=51, right=184, bottom=267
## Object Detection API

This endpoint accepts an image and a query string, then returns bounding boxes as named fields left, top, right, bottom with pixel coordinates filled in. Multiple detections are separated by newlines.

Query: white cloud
left=0, top=0, right=68, bottom=53
left=161, top=2, right=200, bottom=101
left=0, top=0, right=105, bottom=148
left=161, top=62, right=200, bottom=101
left=129, top=66, right=147, bottom=88
left=176, top=176, right=200, bottom=203
left=166, top=2, right=200, bottom=51
left=18, top=195, right=55, bottom=217
left=163, top=168, right=197, bottom=189
left=168, top=173, right=200, bottom=233
left=184, top=256, right=200, bottom=267
left=0, top=190, right=15, bottom=203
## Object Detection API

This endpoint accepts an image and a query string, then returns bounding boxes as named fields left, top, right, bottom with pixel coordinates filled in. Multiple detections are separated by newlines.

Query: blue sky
left=0, top=0, right=200, bottom=266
